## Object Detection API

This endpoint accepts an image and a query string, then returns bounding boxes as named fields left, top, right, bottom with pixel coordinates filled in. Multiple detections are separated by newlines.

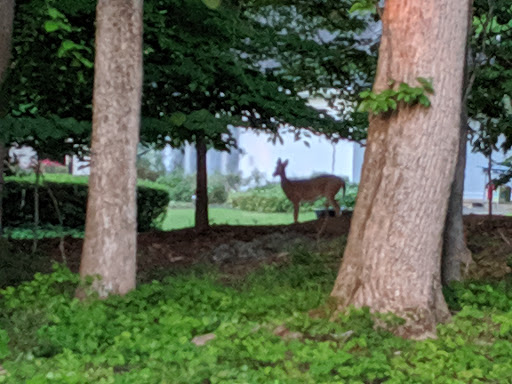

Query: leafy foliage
left=156, top=169, right=240, bottom=204
left=2, top=175, right=170, bottom=232
left=0, top=251, right=511, bottom=382
left=4, top=0, right=368, bottom=157
left=468, top=0, right=512, bottom=179
left=357, top=78, right=434, bottom=115
left=229, top=182, right=357, bottom=213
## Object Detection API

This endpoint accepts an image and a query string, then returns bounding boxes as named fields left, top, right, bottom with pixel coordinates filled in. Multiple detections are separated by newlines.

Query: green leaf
left=73, top=52, right=94, bottom=68
left=43, top=20, right=61, bottom=33
left=202, top=0, right=221, bottom=10
left=57, top=40, right=85, bottom=58
left=387, top=98, right=397, bottom=110
left=417, top=77, right=435, bottom=94
left=377, top=100, right=389, bottom=112
left=47, top=7, right=65, bottom=20
left=418, top=94, right=431, bottom=107
left=357, top=100, right=368, bottom=112
left=349, top=1, right=377, bottom=14
left=170, top=112, right=187, bottom=127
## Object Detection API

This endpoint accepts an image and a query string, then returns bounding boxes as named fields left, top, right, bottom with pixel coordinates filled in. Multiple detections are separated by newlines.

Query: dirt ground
left=7, top=213, right=512, bottom=282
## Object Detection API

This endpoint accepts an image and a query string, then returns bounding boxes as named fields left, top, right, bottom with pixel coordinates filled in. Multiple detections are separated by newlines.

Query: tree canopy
left=3, top=0, right=374, bottom=157
left=468, top=0, right=512, bottom=165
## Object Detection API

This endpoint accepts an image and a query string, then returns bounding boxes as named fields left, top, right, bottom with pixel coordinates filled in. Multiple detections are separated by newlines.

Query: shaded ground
left=3, top=213, right=512, bottom=287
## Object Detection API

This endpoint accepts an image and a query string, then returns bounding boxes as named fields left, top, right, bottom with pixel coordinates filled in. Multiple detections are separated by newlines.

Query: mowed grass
left=161, top=207, right=317, bottom=230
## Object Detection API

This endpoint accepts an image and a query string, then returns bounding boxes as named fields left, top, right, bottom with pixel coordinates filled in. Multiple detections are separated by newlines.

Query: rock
left=191, top=333, right=216, bottom=346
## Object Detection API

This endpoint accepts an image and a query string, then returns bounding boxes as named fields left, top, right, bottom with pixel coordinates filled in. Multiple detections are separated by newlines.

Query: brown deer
left=273, top=158, right=345, bottom=223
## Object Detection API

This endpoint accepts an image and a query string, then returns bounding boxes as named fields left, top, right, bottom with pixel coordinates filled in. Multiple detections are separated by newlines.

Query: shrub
left=229, top=181, right=358, bottom=213
left=2, top=175, right=170, bottom=232
left=157, top=169, right=195, bottom=202
left=157, top=170, right=241, bottom=204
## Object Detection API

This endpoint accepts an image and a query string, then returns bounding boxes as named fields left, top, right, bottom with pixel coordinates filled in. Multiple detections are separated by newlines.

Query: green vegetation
left=1, top=248, right=511, bottom=383
left=230, top=183, right=358, bottom=213
left=162, top=207, right=317, bottom=230
left=2, top=175, right=170, bottom=232
left=357, top=78, right=434, bottom=115
left=3, top=208, right=317, bottom=236
left=156, top=170, right=241, bottom=205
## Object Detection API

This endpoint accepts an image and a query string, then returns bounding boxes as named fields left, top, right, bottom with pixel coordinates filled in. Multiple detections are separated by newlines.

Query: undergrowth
left=0, top=246, right=511, bottom=383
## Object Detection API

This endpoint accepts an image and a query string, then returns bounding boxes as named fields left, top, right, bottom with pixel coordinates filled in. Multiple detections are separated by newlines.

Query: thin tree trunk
left=195, top=135, right=209, bottom=232
left=45, top=181, right=67, bottom=264
left=0, top=143, right=5, bottom=236
left=32, top=161, right=40, bottom=253
left=331, top=0, right=470, bottom=339
left=487, top=154, right=492, bottom=217
left=79, top=0, right=144, bottom=298
left=0, top=0, right=15, bottom=86
left=0, top=0, right=16, bottom=237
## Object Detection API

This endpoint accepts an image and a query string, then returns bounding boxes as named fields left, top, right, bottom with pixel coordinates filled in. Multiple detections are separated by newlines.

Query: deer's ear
left=283, top=159, right=289, bottom=167
left=277, top=158, right=281, bottom=165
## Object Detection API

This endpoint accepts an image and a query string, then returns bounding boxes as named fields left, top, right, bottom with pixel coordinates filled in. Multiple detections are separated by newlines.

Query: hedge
left=229, top=182, right=358, bottom=213
left=2, top=175, right=170, bottom=232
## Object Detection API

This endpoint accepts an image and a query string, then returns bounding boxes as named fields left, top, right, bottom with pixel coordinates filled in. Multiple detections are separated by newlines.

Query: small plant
left=358, top=77, right=434, bottom=115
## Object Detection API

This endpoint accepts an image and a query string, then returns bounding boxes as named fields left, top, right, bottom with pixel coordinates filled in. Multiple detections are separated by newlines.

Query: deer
left=273, top=158, right=345, bottom=223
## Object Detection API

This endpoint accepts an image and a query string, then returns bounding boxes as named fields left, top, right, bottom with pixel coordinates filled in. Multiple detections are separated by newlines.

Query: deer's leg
left=330, top=197, right=341, bottom=217
left=293, top=202, right=299, bottom=223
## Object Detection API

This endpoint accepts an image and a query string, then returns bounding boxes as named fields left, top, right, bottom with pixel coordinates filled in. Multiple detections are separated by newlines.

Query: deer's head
left=273, top=158, right=289, bottom=177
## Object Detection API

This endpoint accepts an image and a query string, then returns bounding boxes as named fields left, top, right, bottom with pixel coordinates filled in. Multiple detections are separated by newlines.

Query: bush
left=157, top=169, right=195, bottom=202
left=229, top=183, right=293, bottom=212
left=2, top=175, right=170, bottom=232
left=229, top=181, right=358, bottom=213
left=157, top=170, right=241, bottom=204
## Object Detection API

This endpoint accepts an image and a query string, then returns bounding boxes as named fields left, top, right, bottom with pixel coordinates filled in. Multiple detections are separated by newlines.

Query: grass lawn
left=161, top=207, right=317, bottom=230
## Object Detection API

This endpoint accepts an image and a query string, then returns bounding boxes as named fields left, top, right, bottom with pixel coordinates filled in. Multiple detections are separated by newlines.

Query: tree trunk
left=487, top=154, right=492, bottom=217
left=79, top=0, right=144, bottom=298
left=331, top=0, right=470, bottom=339
left=441, top=11, right=474, bottom=285
left=195, top=135, right=209, bottom=232
left=442, top=117, right=472, bottom=284
left=32, top=161, right=41, bottom=253
left=0, top=0, right=16, bottom=237
left=0, top=0, right=15, bottom=86
left=0, top=143, right=6, bottom=236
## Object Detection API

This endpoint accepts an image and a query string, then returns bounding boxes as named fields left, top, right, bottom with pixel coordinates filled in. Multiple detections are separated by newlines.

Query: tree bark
left=0, top=143, right=6, bottom=236
left=195, top=135, right=209, bottom=232
left=0, top=0, right=15, bottom=86
left=441, top=10, right=474, bottom=285
left=331, top=0, right=470, bottom=339
left=442, top=116, right=472, bottom=284
left=79, top=0, right=143, bottom=297
left=487, top=154, right=492, bottom=217
left=0, top=0, right=15, bottom=237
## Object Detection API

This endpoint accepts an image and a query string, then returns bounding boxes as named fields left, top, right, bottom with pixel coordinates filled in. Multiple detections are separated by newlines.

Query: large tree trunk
left=79, top=0, right=143, bottom=297
left=331, top=0, right=470, bottom=339
left=0, top=0, right=15, bottom=237
left=195, top=135, right=209, bottom=232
